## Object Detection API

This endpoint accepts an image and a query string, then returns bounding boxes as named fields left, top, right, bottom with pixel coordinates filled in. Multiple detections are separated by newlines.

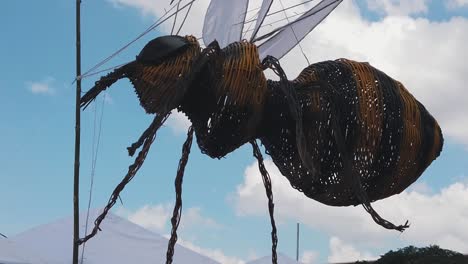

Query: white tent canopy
left=11, top=209, right=219, bottom=264
left=0, top=238, right=47, bottom=264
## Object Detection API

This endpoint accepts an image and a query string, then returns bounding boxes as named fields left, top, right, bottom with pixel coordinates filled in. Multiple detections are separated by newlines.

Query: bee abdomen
left=262, top=59, right=443, bottom=206
left=337, top=59, right=443, bottom=197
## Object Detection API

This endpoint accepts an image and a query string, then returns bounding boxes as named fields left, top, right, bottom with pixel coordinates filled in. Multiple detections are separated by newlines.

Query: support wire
left=278, top=0, right=310, bottom=65
left=76, top=0, right=196, bottom=82
left=80, top=93, right=106, bottom=264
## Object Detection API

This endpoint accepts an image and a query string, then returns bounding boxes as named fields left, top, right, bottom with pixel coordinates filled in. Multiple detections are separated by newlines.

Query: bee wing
left=249, top=0, right=273, bottom=42
left=202, top=0, right=249, bottom=48
left=256, top=0, right=342, bottom=60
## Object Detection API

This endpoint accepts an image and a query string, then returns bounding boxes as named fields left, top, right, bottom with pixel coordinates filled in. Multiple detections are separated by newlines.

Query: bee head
left=81, top=35, right=201, bottom=113
left=136, top=35, right=193, bottom=64
left=130, top=35, right=201, bottom=114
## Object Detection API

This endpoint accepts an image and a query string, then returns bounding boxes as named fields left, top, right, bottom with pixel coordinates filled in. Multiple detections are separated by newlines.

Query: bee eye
left=136, top=35, right=190, bottom=64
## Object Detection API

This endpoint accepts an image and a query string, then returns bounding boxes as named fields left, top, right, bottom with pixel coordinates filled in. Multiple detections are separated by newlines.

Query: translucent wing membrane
left=257, top=0, right=342, bottom=60
left=250, top=0, right=273, bottom=42
left=202, top=0, right=249, bottom=48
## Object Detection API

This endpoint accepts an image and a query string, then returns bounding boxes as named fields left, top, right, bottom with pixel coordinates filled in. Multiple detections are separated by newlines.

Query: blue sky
left=1, top=1, right=468, bottom=263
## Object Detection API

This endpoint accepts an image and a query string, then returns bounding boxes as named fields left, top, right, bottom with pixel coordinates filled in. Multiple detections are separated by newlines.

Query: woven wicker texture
left=81, top=40, right=443, bottom=208
left=80, top=36, right=444, bottom=264
left=179, top=41, right=268, bottom=158
left=260, top=59, right=443, bottom=206
left=130, top=35, right=201, bottom=114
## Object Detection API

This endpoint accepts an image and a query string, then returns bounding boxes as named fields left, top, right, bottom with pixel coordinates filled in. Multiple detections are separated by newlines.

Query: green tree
left=373, top=245, right=467, bottom=264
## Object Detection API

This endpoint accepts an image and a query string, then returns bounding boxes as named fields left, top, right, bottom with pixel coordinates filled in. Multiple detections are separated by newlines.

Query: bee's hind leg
left=330, top=107, right=410, bottom=232
left=261, top=56, right=320, bottom=180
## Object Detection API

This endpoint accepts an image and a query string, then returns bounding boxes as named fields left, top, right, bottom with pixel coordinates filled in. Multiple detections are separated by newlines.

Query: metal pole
left=296, top=223, right=299, bottom=262
left=73, top=0, right=82, bottom=264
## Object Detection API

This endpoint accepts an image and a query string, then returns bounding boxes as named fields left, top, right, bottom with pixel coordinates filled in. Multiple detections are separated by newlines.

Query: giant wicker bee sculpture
left=78, top=2, right=443, bottom=264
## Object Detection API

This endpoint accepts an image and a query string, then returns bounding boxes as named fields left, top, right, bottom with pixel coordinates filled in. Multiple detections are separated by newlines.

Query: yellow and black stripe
left=214, top=40, right=267, bottom=107
left=178, top=40, right=268, bottom=158
left=262, top=59, right=443, bottom=206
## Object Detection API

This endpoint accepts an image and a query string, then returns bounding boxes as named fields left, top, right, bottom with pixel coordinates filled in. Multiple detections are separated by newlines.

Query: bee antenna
left=80, top=62, right=135, bottom=109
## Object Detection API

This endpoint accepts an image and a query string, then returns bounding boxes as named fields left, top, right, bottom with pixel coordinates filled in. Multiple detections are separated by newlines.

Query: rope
left=243, top=10, right=262, bottom=40
left=80, top=62, right=135, bottom=110
left=76, top=0, right=196, bottom=82
left=253, top=0, right=340, bottom=43
left=80, top=92, right=106, bottom=264
left=165, top=126, right=194, bottom=264
left=244, top=10, right=306, bottom=34
left=176, top=1, right=193, bottom=35
left=77, top=113, right=170, bottom=245
left=250, top=140, right=278, bottom=264
left=278, top=0, right=310, bottom=65
left=0, top=232, right=7, bottom=238
left=171, top=1, right=180, bottom=35
left=80, top=62, right=130, bottom=80
left=243, top=0, right=317, bottom=25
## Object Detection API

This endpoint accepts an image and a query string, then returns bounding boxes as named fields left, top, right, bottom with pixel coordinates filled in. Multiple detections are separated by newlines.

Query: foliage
left=354, top=245, right=468, bottom=264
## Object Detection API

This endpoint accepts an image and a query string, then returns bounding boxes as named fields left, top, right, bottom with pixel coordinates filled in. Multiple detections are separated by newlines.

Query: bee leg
left=80, top=61, right=136, bottom=109
left=251, top=140, right=278, bottom=264
left=166, top=126, right=194, bottom=264
left=330, top=108, right=410, bottom=232
left=261, top=56, right=319, bottom=180
left=127, top=113, right=171, bottom=156
left=78, top=112, right=170, bottom=245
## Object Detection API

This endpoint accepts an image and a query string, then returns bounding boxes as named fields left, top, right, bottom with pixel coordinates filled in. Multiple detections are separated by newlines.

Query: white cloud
left=328, top=236, right=377, bottom=263
left=446, top=0, right=468, bottom=9
left=180, top=207, right=222, bottom=229
left=234, top=159, right=468, bottom=257
left=118, top=203, right=221, bottom=233
left=301, top=250, right=320, bottom=264
left=176, top=238, right=246, bottom=264
left=27, top=77, right=55, bottom=95
left=108, top=0, right=210, bottom=37
left=166, top=110, right=191, bottom=135
left=30, top=83, right=50, bottom=94
left=108, top=0, right=161, bottom=17
left=246, top=249, right=259, bottom=262
left=118, top=204, right=172, bottom=232
left=407, top=181, right=433, bottom=195
left=366, top=0, right=430, bottom=16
